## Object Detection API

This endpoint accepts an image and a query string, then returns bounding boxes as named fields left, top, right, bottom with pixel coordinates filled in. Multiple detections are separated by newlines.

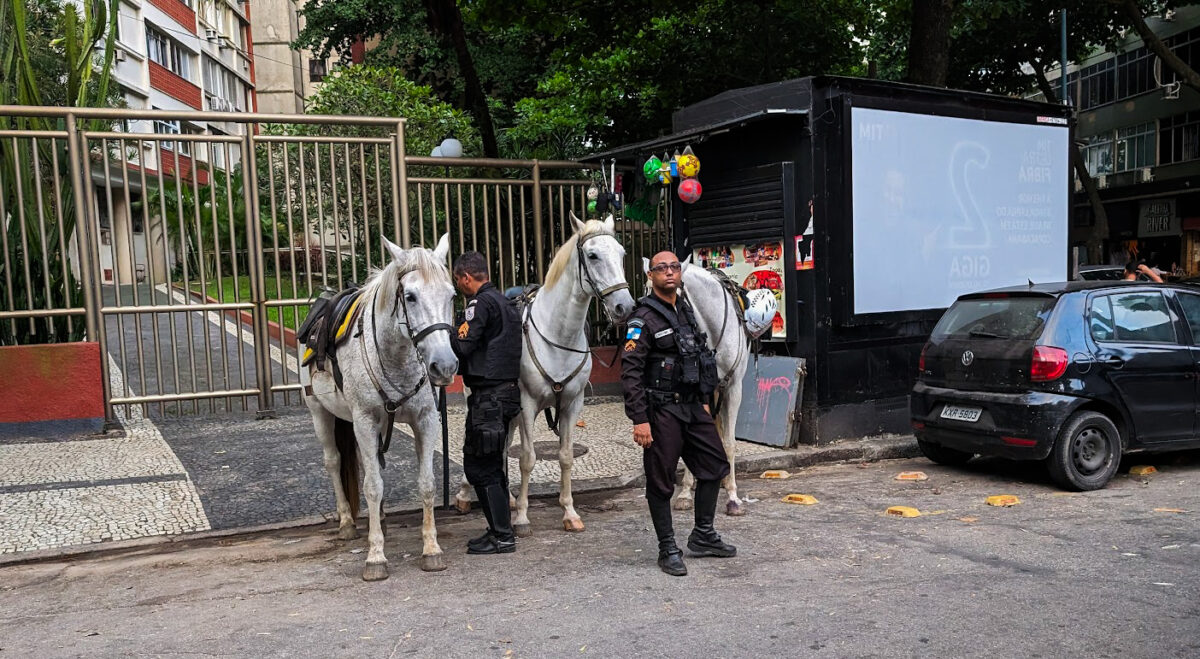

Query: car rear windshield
left=932, top=296, right=1056, bottom=340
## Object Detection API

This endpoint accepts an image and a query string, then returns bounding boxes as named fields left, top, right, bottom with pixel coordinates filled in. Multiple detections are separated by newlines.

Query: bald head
left=647, top=250, right=682, bottom=300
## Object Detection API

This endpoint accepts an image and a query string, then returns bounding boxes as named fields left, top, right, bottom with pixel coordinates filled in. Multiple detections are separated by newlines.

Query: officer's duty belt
left=647, top=390, right=701, bottom=405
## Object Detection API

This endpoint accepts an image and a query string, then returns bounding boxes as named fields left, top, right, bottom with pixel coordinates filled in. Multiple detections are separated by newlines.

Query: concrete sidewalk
left=1, top=396, right=919, bottom=564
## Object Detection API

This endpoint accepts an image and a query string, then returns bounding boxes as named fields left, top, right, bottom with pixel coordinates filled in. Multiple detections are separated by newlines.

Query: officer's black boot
left=647, top=494, right=687, bottom=576
left=466, top=485, right=496, bottom=552
left=687, top=479, right=737, bottom=558
left=467, top=484, right=516, bottom=555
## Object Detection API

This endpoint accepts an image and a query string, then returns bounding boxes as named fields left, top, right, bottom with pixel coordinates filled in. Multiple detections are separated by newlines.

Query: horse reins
left=356, top=271, right=452, bottom=468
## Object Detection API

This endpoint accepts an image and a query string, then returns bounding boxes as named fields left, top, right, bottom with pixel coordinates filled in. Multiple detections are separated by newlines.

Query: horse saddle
left=299, top=286, right=364, bottom=391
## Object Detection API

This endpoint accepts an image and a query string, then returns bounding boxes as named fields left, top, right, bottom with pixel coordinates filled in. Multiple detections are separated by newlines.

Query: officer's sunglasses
left=649, top=262, right=682, bottom=273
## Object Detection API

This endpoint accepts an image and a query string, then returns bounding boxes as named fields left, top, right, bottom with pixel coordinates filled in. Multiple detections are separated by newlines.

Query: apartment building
left=1043, top=7, right=1200, bottom=275
left=95, top=0, right=257, bottom=284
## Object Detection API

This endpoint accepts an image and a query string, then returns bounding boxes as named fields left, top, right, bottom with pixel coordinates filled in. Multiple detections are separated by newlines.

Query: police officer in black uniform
left=451, top=251, right=522, bottom=554
left=621, top=251, right=737, bottom=576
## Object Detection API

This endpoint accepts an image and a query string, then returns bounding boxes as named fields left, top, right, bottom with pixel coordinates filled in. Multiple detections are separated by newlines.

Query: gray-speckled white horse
left=303, top=235, right=457, bottom=581
left=649, top=259, right=754, bottom=516
left=454, top=213, right=634, bottom=534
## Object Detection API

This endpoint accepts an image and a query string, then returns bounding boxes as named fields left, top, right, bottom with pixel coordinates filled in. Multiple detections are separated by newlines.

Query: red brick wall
left=148, top=0, right=197, bottom=32
left=157, top=148, right=210, bottom=184
left=149, top=61, right=202, bottom=109
left=0, top=343, right=104, bottom=423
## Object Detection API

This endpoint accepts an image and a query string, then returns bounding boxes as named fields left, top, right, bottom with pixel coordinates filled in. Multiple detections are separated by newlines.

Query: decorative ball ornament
left=643, top=156, right=663, bottom=182
left=677, top=153, right=700, bottom=178
left=587, top=199, right=598, bottom=214
left=678, top=177, right=702, bottom=203
left=586, top=186, right=599, bottom=200
left=656, top=166, right=673, bottom=186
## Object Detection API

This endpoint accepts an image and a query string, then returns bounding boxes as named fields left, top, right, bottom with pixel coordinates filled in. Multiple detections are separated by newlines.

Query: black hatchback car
left=911, top=281, right=1200, bottom=490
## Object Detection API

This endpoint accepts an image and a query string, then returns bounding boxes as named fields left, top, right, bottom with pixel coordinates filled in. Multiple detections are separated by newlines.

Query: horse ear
left=641, top=256, right=651, bottom=275
left=568, top=210, right=586, bottom=234
left=433, top=233, right=450, bottom=263
left=383, top=237, right=408, bottom=266
left=602, top=213, right=615, bottom=233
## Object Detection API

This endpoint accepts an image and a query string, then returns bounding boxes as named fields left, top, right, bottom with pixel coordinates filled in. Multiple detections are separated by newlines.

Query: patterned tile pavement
left=0, top=357, right=211, bottom=556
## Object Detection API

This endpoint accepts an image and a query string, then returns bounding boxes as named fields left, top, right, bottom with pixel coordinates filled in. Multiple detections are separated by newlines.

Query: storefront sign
left=694, top=241, right=788, bottom=339
left=1138, top=199, right=1179, bottom=237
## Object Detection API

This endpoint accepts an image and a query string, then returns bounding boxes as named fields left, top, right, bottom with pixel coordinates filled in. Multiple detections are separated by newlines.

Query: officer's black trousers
left=643, top=402, right=730, bottom=500
left=463, top=382, right=521, bottom=489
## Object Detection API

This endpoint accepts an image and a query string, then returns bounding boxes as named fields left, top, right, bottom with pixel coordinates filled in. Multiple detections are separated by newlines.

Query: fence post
left=66, top=113, right=117, bottom=429
left=393, top=120, right=410, bottom=248
left=532, top=159, right=544, bottom=281
left=243, top=129, right=275, bottom=419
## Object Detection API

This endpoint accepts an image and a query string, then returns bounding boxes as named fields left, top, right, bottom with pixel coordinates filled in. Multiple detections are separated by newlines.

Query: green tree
left=0, top=0, right=119, bottom=345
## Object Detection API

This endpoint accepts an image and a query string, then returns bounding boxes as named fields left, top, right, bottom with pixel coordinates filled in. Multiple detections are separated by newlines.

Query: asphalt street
left=2, top=454, right=1198, bottom=658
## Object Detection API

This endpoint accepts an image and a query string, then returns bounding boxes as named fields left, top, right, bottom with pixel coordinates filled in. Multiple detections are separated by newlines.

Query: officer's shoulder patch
left=624, top=326, right=643, bottom=341
left=457, top=322, right=469, bottom=339
left=623, top=339, right=638, bottom=352
left=627, top=317, right=645, bottom=328
left=464, top=304, right=475, bottom=321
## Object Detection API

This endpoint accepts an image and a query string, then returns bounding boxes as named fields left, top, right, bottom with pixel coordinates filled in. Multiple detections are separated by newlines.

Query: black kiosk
left=591, top=76, right=1074, bottom=444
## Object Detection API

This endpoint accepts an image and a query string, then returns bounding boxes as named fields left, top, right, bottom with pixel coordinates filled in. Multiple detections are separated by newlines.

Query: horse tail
left=334, top=418, right=360, bottom=520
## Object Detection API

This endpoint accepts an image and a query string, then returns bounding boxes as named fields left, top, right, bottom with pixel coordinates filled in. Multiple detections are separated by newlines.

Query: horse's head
left=568, top=211, right=634, bottom=321
left=383, top=233, right=458, bottom=387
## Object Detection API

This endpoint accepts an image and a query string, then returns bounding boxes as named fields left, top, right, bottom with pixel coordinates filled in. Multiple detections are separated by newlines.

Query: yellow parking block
left=885, top=506, right=921, bottom=518
left=895, top=471, right=928, bottom=481
left=761, top=470, right=791, bottom=479
left=986, top=495, right=1021, bottom=507
left=780, top=494, right=818, bottom=505
left=1130, top=465, right=1157, bottom=476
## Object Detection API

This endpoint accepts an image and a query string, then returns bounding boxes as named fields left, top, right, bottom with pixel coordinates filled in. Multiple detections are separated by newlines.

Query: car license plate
left=940, top=405, right=982, bottom=423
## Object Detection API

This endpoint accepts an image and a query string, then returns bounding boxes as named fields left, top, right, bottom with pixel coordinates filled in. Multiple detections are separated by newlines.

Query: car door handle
left=1097, top=355, right=1125, bottom=366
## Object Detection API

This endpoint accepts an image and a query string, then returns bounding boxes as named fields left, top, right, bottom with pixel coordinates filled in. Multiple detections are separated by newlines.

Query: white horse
left=663, top=261, right=753, bottom=516
left=303, top=235, right=458, bottom=581
left=454, top=212, right=634, bottom=535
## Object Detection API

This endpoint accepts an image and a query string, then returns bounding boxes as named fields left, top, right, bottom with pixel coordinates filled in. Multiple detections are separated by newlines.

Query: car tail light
left=1030, top=346, right=1069, bottom=382
left=919, top=342, right=929, bottom=373
left=912, top=420, right=926, bottom=431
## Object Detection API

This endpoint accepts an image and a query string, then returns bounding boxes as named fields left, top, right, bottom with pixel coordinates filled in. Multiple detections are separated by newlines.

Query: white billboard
left=850, top=107, right=1070, bottom=315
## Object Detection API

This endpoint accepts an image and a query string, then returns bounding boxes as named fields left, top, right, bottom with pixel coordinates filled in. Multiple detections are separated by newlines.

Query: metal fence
left=0, top=106, right=668, bottom=424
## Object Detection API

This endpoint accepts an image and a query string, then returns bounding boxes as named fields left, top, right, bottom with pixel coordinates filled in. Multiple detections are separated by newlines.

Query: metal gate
left=0, top=106, right=668, bottom=425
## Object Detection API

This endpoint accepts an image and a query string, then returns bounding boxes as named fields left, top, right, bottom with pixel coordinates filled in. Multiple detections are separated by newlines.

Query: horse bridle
left=575, top=232, right=629, bottom=323
left=357, top=268, right=452, bottom=467
left=523, top=231, right=629, bottom=433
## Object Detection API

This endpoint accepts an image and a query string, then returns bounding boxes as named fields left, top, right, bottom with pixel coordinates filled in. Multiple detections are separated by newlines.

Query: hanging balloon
left=643, top=156, right=663, bottom=182
left=587, top=199, right=598, bottom=214
left=586, top=186, right=599, bottom=200
left=677, top=153, right=700, bottom=178
left=678, top=178, right=702, bottom=203
left=669, top=158, right=679, bottom=178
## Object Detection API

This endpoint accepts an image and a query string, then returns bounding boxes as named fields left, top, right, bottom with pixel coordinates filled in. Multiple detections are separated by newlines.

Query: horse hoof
left=726, top=500, right=747, bottom=517
left=362, top=561, right=389, bottom=581
left=673, top=497, right=694, bottom=512
left=513, top=523, right=533, bottom=538
left=420, top=553, right=447, bottom=572
left=337, top=525, right=359, bottom=541
left=454, top=497, right=473, bottom=515
left=563, top=518, right=585, bottom=533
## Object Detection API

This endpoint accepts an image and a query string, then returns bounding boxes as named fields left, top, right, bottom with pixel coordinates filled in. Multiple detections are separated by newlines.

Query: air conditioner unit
left=1140, top=167, right=1154, bottom=183
left=218, top=36, right=234, bottom=50
left=113, top=49, right=126, bottom=62
left=1097, top=174, right=1109, bottom=189
left=205, top=28, right=219, bottom=41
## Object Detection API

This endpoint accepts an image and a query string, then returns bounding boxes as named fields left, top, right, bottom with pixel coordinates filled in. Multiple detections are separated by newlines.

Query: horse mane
left=362, top=246, right=451, bottom=314
left=543, top=220, right=615, bottom=289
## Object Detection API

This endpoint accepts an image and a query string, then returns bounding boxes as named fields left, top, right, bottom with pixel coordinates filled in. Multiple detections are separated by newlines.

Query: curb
left=0, top=435, right=919, bottom=568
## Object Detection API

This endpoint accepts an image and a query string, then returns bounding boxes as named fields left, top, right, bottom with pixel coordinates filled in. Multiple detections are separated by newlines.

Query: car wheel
left=1045, top=411, right=1121, bottom=491
left=917, top=438, right=974, bottom=466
